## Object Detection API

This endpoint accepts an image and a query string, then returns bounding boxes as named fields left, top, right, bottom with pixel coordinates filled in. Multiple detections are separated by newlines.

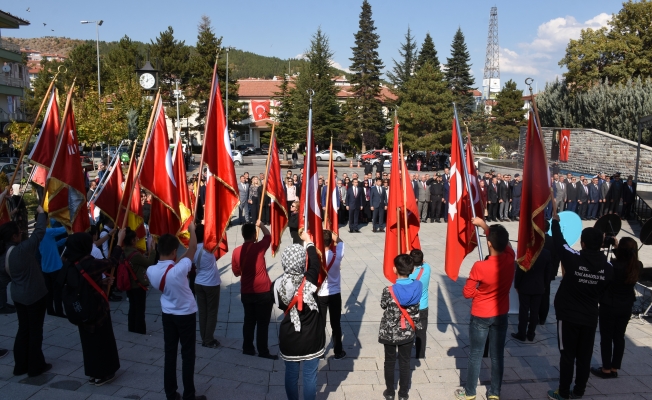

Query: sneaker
left=511, top=332, right=526, bottom=342
left=488, top=396, right=500, bottom=400
left=0, top=349, right=8, bottom=359
left=383, top=389, right=395, bottom=400
left=333, top=351, right=346, bottom=360
left=568, top=392, right=583, bottom=399
left=547, top=389, right=568, bottom=400
left=454, top=388, right=476, bottom=400
left=88, top=377, right=97, bottom=385
left=242, top=349, right=256, bottom=356
left=258, top=353, right=278, bottom=360
left=202, top=340, right=220, bottom=349
left=590, top=366, right=616, bottom=379
left=94, top=374, right=116, bottom=386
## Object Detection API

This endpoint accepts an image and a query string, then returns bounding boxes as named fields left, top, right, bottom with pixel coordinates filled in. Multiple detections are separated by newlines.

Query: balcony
left=0, top=39, right=20, bottom=54
left=0, top=74, right=26, bottom=89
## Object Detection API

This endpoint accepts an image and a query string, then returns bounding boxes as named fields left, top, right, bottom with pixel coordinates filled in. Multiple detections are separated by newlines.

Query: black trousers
left=348, top=207, right=359, bottom=231
left=372, top=207, right=385, bottom=230
left=488, top=203, right=498, bottom=221
left=557, top=320, right=596, bottom=398
left=539, top=282, right=551, bottom=324
left=14, top=295, right=47, bottom=376
left=599, top=304, right=631, bottom=370
left=415, top=308, right=428, bottom=358
left=43, top=270, right=64, bottom=316
left=162, top=312, right=196, bottom=400
left=384, top=342, right=412, bottom=397
left=430, top=199, right=443, bottom=221
left=338, top=205, right=348, bottom=224
left=127, top=288, right=147, bottom=334
left=241, top=292, right=273, bottom=356
left=517, top=293, right=542, bottom=339
left=318, top=293, right=343, bottom=355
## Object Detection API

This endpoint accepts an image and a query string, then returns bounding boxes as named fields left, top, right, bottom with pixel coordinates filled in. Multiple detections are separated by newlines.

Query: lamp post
left=174, top=79, right=182, bottom=138
left=224, top=47, right=234, bottom=148
left=81, top=20, right=103, bottom=102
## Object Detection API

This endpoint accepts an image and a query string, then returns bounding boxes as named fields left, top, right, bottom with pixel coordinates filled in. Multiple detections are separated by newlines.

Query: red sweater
left=463, top=246, right=515, bottom=318
left=232, top=235, right=272, bottom=294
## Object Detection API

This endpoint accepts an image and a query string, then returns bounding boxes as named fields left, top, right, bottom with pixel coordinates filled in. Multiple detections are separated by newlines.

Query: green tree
left=445, top=28, right=476, bottom=116
left=62, top=42, right=102, bottom=98
left=285, top=29, right=342, bottom=145
left=416, top=33, right=440, bottom=72
left=104, top=35, right=141, bottom=92
left=347, top=0, right=386, bottom=151
left=488, top=79, right=525, bottom=147
left=397, top=61, right=453, bottom=150
left=150, top=26, right=190, bottom=108
left=560, top=1, right=652, bottom=91
left=386, top=27, right=417, bottom=94
left=271, top=73, right=297, bottom=153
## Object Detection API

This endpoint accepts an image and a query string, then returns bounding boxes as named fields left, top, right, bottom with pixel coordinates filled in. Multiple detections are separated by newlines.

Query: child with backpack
left=379, top=254, right=422, bottom=400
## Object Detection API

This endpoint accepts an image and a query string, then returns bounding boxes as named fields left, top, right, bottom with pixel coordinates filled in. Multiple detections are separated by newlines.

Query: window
left=240, top=102, right=249, bottom=114
left=241, top=132, right=250, bottom=142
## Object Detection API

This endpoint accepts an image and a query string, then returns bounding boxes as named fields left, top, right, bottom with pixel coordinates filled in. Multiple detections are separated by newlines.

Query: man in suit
left=375, top=158, right=384, bottom=175
left=429, top=175, right=445, bottom=222
left=607, top=173, right=624, bottom=215
left=487, top=177, right=499, bottom=222
left=563, top=172, right=573, bottom=185
left=337, top=180, right=348, bottom=224
left=566, top=176, right=579, bottom=213
left=417, top=175, right=430, bottom=223
left=441, top=168, right=450, bottom=222
left=497, top=175, right=511, bottom=221
left=513, top=243, right=551, bottom=342
left=364, top=161, right=373, bottom=175
left=599, top=175, right=611, bottom=216
left=577, top=179, right=590, bottom=219
left=238, top=175, right=250, bottom=224
left=622, top=177, right=636, bottom=220
left=587, top=177, right=601, bottom=220
left=511, top=174, right=522, bottom=221
left=346, top=179, right=362, bottom=232
left=370, top=178, right=387, bottom=232
left=554, top=175, right=566, bottom=213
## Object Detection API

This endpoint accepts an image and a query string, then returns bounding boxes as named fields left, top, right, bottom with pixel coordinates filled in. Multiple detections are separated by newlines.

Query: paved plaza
left=1, top=162, right=652, bottom=399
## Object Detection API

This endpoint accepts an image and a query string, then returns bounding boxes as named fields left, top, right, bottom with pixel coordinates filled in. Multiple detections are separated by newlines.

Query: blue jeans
left=464, top=314, right=508, bottom=397
left=284, top=357, right=319, bottom=400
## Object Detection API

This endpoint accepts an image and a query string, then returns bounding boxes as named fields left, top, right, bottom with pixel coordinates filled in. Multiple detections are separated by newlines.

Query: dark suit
left=370, top=185, right=387, bottom=230
left=588, top=183, right=600, bottom=219
left=514, top=248, right=551, bottom=339
left=566, top=183, right=579, bottom=213
left=539, top=235, right=559, bottom=324
left=607, top=179, right=623, bottom=214
left=364, top=163, right=373, bottom=175
left=511, top=181, right=522, bottom=219
left=577, top=184, right=589, bottom=219
left=346, top=185, right=362, bottom=231
left=487, top=182, right=499, bottom=221
left=429, top=182, right=444, bottom=221
left=498, top=180, right=510, bottom=220
left=622, top=183, right=635, bottom=219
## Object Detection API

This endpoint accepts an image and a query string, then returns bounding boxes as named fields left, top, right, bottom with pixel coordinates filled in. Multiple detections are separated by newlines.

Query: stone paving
left=1, top=162, right=652, bottom=399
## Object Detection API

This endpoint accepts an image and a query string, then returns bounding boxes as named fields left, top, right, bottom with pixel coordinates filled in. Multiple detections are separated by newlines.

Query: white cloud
left=522, top=13, right=610, bottom=53
left=330, top=60, right=351, bottom=73
left=500, top=48, right=539, bottom=75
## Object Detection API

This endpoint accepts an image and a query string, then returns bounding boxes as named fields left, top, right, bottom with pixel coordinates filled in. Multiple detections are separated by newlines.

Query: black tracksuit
left=514, top=249, right=551, bottom=340
left=552, top=219, right=613, bottom=398
left=539, top=235, right=560, bottom=324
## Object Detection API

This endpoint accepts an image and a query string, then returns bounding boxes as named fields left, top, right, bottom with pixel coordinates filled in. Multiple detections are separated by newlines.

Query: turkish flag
left=45, top=97, right=90, bottom=233
left=29, top=88, right=60, bottom=186
left=139, top=100, right=181, bottom=237
left=444, top=118, right=478, bottom=281
left=324, top=141, right=339, bottom=235
left=202, top=62, right=239, bottom=259
left=383, top=122, right=421, bottom=283
left=119, top=154, right=147, bottom=251
left=559, top=129, right=570, bottom=162
left=173, top=137, right=193, bottom=246
left=93, top=160, right=123, bottom=224
left=299, top=127, right=327, bottom=284
left=251, top=100, right=270, bottom=121
left=517, top=112, right=552, bottom=271
left=266, top=134, right=288, bottom=256
left=465, top=134, right=485, bottom=218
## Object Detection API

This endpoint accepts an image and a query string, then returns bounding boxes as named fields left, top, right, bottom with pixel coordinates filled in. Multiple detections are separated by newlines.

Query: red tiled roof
left=237, top=79, right=397, bottom=101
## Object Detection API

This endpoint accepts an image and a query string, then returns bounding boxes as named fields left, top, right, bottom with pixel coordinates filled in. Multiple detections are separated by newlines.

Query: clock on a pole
left=136, top=60, right=159, bottom=91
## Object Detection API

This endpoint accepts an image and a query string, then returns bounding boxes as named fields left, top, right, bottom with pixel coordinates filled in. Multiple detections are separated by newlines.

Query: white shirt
left=318, top=242, right=345, bottom=296
left=146, top=258, right=198, bottom=315
left=91, top=244, right=104, bottom=260
left=100, top=228, right=111, bottom=257
left=193, top=243, right=220, bottom=287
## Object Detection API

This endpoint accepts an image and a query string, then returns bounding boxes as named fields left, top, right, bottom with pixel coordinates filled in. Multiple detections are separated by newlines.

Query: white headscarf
left=274, top=244, right=318, bottom=331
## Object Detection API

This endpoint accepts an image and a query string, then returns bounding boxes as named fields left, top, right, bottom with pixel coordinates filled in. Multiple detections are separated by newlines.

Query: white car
left=232, top=150, right=243, bottom=166
left=316, top=149, right=346, bottom=161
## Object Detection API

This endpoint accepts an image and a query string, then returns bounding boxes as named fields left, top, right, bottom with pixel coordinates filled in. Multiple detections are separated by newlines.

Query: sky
left=3, top=0, right=624, bottom=92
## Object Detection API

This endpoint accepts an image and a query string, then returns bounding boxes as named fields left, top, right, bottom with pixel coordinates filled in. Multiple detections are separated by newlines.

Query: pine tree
left=488, top=79, right=525, bottom=145
left=387, top=27, right=417, bottom=94
left=271, top=73, right=297, bottom=154
left=445, top=28, right=476, bottom=116
left=286, top=29, right=342, bottom=145
left=397, top=61, right=453, bottom=150
left=415, top=33, right=440, bottom=72
left=347, top=0, right=386, bottom=151
left=104, top=35, right=140, bottom=93
left=150, top=26, right=190, bottom=109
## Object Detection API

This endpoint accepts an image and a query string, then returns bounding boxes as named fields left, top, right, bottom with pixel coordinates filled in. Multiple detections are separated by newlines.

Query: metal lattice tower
left=483, top=6, right=500, bottom=100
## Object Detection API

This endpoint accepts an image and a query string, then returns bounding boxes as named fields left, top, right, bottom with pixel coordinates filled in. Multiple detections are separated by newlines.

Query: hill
left=5, top=36, right=347, bottom=80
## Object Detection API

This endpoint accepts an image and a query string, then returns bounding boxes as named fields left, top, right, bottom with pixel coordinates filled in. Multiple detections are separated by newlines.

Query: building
left=0, top=10, right=30, bottom=133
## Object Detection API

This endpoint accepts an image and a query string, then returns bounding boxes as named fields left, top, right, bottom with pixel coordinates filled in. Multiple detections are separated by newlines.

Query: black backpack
left=59, top=257, right=107, bottom=325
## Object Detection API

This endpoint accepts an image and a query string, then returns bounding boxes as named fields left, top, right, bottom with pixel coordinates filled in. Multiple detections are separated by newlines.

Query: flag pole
left=396, top=207, right=401, bottom=255
left=324, top=136, right=333, bottom=229
left=302, top=89, right=314, bottom=234
left=399, top=141, right=410, bottom=251
left=87, top=139, right=126, bottom=206
left=41, top=78, right=76, bottom=208
left=113, top=139, right=139, bottom=227
left=453, top=103, right=484, bottom=260
left=256, top=123, right=275, bottom=239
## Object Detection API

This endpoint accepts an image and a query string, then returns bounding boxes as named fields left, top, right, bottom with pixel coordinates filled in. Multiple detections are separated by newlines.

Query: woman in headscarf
left=60, top=228, right=125, bottom=386
left=0, top=203, right=49, bottom=377
left=274, top=230, right=325, bottom=400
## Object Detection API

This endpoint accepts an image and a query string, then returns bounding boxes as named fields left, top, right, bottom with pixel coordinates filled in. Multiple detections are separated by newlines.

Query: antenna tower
left=483, top=6, right=500, bottom=100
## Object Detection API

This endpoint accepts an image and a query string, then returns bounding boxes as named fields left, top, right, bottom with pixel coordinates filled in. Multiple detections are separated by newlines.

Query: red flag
left=173, top=137, right=192, bottom=246
left=0, top=186, right=11, bottom=225
left=324, top=140, right=339, bottom=235
left=465, top=134, right=485, bottom=220
left=93, top=160, right=123, bottom=224
left=46, top=98, right=90, bottom=233
left=139, top=100, right=181, bottom=237
left=444, top=118, right=478, bottom=281
left=29, top=88, right=60, bottom=186
left=202, top=62, right=239, bottom=259
left=120, top=154, right=147, bottom=251
left=517, top=112, right=552, bottom=271
left=299, top=127, right=327, bottom=284
left=559, top=129, right=570, bottom=162
left=383, top=122, right=421, bottom=283
left=266, top=134, right=288, bottom=256
left=251, top=100, right=270, bottom=121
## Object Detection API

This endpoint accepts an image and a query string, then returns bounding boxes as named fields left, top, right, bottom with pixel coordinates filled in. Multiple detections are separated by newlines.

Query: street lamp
left=81, top=20, right=103, bottom=102
left=224, top=46, right=233, bottom=147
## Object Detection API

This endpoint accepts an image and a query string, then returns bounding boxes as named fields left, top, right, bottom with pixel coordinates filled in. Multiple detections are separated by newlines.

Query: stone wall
left=518, top=126, right=652, bottom=182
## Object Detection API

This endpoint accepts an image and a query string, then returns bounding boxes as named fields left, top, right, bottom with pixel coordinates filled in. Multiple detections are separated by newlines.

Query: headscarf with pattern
left=276, top=244, right=318, bottom=331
